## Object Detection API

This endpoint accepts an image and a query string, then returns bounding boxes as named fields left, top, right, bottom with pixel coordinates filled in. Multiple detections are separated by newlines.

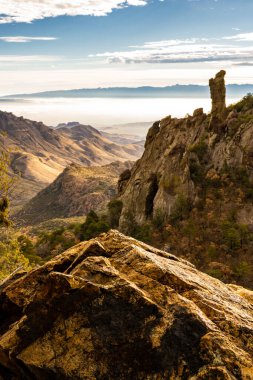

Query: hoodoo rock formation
left=0, top=230, right=252, bottom=379
left=209, top=70, right=227, bottom=129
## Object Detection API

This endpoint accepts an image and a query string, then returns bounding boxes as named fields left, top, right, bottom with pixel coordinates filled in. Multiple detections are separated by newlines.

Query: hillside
left=0, top=111, right=143, bottom=209
left=0, top=230, right=252, bottom=379
left=16, top=161, right=133, bottom=225
left=117, top=71, right=253, bottom=288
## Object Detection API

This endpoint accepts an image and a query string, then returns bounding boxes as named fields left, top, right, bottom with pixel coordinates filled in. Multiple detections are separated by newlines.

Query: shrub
left=162, top=175, right=181, bottom=195
left=189, top=139, right=208, bottom=161
left=122, top=211, right=152, bottom=243
left=230, top=93, right=253, bottom=113
left=107, top=199, right=123, bottom=228
left=18, top=235, right=42, bottom=265
left=234, top=261, right=252, bottom=278
left=0, top=237, right=30, bottom=281
left=222, top=221, right=241, bottom=250
left=79, top=211, right=110, bottom=241
left=205, top=268, right=223, bottom=280
left=152, top=209, right=166, bottom=231
left=169, top=194, right=192, bottom=225
left=189, top=157, right=205, bottom=184
left=206, top=245, right=217, bottom=260
left=0, top=197, right=10, bottom=227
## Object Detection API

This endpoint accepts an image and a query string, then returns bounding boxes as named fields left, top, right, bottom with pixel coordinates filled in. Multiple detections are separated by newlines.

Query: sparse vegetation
left=169, top=194, right=192, bottom=224
left=228, top=93, right=253, bottom=113
left=0, top=231, right=31, bottom=281
left=189, top=139, right=208, bottom=161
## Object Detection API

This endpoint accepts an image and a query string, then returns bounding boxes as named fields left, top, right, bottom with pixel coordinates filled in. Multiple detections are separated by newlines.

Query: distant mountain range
left=2, top=84, right=253, bottom=99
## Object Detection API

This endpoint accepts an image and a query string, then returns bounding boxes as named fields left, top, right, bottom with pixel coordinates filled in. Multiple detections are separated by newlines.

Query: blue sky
left=0, top=0, right=253, bottom=94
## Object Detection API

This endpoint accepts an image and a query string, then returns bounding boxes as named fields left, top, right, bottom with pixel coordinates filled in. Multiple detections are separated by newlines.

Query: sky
left=0, top=0, right=253, bottom=95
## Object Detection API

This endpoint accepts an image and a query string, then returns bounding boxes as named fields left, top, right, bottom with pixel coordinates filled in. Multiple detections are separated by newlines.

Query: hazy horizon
left=0, top=97, right=240, bottom=135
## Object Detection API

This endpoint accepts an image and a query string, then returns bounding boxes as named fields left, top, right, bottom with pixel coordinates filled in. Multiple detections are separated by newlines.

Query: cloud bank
left=0, top=0, right=148, bottom=23
left=90, top=34, right=253, bottom=65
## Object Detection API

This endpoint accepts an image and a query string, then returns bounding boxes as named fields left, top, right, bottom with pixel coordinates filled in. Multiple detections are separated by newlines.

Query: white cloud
left=0, top=0, right=148, bottom=23
left=91, top=33, right=253, bottom=64
left=223, top=32, right=253, bottom=42
left=0, top=36, right=57, bottom=43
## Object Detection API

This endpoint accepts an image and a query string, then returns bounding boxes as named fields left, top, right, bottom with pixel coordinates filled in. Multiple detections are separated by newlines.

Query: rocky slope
left=0, top=230, right=252, bottom=379
left=119, top=71, right=243, bottom=226
left=117, top=71, right=253, bottom=286
left=0, top=112, right=143, bottom=209
left=16, top=161, right=133, bottom=225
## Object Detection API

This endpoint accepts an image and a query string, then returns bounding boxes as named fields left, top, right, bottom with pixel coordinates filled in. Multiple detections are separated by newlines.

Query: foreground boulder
left=0, top=230, right=252, bottom=379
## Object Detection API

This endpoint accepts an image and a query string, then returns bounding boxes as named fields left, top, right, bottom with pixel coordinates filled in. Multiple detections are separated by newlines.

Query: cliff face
left=0, top=230, right=252, bottom=379
left=118, top=71, right=253, bottom=229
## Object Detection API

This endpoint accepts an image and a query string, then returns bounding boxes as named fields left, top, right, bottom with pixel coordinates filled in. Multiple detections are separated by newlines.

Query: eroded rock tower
left=209, top=70, right=227, bottom=130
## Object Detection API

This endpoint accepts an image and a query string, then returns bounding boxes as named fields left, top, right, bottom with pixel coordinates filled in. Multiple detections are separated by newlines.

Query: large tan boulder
left=0, top=230, right=252, bottom=379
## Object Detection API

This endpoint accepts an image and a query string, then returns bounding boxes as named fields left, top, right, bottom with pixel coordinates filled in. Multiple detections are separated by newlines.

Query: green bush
left=0, top=237, right=30, bottom=281
left=0, top=197, right=10, bottom=227
left=169, top=194, right=192, bottom=225
left=189, top=157, right=205, bottom=184
left=152, top=209, right=166, bottom=231
left=205, top=268, right=223, bottom=280
left=107, top=199, right=123, bottom=228
left=36, top=227, right=78, bottom=258
left=18, top=235, right=42, bottom=265
left=122, top=211, right=152, bottom=243
left=234, top=261, right=252, bottom=278
left=229, top=93, right=253, bottom=112
left=79, top=211, right=110, bottom=241
left=189, top=139, right=208, bottom=161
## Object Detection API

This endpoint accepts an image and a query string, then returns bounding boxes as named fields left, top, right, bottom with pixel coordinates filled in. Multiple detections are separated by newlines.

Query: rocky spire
left=209, top=70, right=227, bottom=130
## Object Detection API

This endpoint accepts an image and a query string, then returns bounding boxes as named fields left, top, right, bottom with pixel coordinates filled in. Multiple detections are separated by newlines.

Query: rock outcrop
left=209, top=70, right=227, bottom=129
left=118, top=72, right=253, bottom=228
left=0, top=230, right=252, bottom=379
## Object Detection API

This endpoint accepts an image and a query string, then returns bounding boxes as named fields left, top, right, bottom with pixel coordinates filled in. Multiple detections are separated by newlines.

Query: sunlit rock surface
left=0, top=230, right=252, bottom=379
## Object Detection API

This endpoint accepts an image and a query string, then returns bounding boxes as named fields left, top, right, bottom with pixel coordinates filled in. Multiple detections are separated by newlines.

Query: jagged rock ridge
left=118, top=71, right=253, bottom=228
left=0, top=230, right=252, bottom=379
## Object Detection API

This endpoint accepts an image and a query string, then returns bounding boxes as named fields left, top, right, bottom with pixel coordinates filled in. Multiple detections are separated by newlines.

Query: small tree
left=0, top=234, right=30, bottom=281
left=107, top=199, right=123, bottom=228
left=79, top=211, right=109, bottom=241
